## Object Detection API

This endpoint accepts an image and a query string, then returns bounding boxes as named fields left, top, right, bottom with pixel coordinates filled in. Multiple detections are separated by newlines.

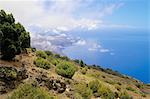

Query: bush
left=117, top=82, right=122, bottom=85
left=120, top=91, right=132, bottom=99
left=81, top=67, right=88, bottom=75
left=97, top=85, right=115, bottom=99
left=31, top=47, right=36, bottom=52
left=36, top=50, right=47, bottom=59
left=0, top=67, right=17, bottom=80
left=126, top=86, right=136, bottom=92
left=8, top=83, right=54, bottom=99
left=55, top=62, right=76, bottom=78
left=73, top=93, right=82, bottom=99
left=45, top=50, right=53, bottom=56
left=141, top=93, right=146, bottom=97
left=47, top=56, right=59, bottom=66
left=34, top=58, right=51, bottom=69
left=74, top=83, right=92, bottom=99
left=54, top=54, right=61, bottom=58
left=60, top=56, right=69, bottom=61
left=89, top=80, right=101, bottom=93
left=0, top=10, right=30, bottom=60
left=135, top=83, right=144, bottom=89
left=105, top=80, right=116, bottom=85
left=115, top=85, right=121, bottom=91
left=80, top=60, right=85, bottom=67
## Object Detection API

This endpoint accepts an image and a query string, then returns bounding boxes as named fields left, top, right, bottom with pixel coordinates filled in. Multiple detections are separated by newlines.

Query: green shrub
left=115, top=85, right=121, bottom=91
left=73, top=93, right=82, bottom=99
left=60, top=56, right=69, bottom=61
left=135, top=83, right=144, bottom=89
left=54, top=54, right=61, bottom=58
left=34, top=58, right=51, bottom=69
left=45, top=50, right=53, bottom=56
left=81, top=67, right=88, bottom=75
left=80, top=60, right=85, bottom=67
left=31, top=47, right=36, bottom=52
left=47, top=56, right=59, bottom=66
left=74, top=83, right=92, bottom=99
left=126, top=87, right=136, bottom=92
left=36, top=50, right=47, bottom=59
left=8, top=83, right=54, bottom=99
left=117, top=82, right=122, bottom=85
left=120, top=91, right=132, bottom=99
left=0, top=67, right=17, bottom=80
left=0, top=10, right=30, bottom=60
left=141, top=93, right=146, bottom=97
left=89, top=80, right=101, bottom=93
left=55, top=62, right=76, bottom=78
left=105, top=80, right=116, bottom=85
left=97, top=85, right=115, bottom=99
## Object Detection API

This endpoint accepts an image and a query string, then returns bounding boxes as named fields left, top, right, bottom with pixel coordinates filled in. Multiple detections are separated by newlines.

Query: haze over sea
left=63, top=29, right=149, bottom=83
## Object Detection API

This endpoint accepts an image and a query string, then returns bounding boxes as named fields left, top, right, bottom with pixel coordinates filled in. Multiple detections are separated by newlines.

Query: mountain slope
left=0, top=49, right=150, bottom=99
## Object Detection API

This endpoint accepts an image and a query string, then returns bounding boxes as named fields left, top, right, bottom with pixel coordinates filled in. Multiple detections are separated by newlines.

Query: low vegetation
left=55, top=62, right=76, bottom=78
left=89, top=80, right=101, bottom=93
left=34, top=57, right=51, bottom=69
left=74, top=83, right=92, bottom=99
left=8, top=83, right=54, bottom=99
left=0, top=67, right=17, bottom=80
left=120, top=91, right=132, bottom=99
left=36, top=50, right=47, bottom=59
left=97, top=85, right=115, bottom=98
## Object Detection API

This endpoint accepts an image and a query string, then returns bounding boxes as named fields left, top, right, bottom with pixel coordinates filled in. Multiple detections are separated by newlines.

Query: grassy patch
left=126, top=86, right=138, bottom=93
left=0, top=67, right=17, bottom=80
left=97, top=85, right=115, bottom=99
left=120, top=91, right=132, bottom=99
left=36, top=50, right=47, bottom=59
left=74, top=83, right=92, bottom=99
left=80, top=67, right=88, bottom=75
left=47, top=56, right=59, bottom=66
left=34, top=57, right=51, bottom=69
left=88, top=80, right=101, bottom=93
left=8, top=83, right=54, bottom=99
left=56, top=61, right=76, bottom=78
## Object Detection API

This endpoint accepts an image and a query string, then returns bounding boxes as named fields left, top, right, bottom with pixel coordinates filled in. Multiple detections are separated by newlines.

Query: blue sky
left=102, top=0, right=149, bottom=29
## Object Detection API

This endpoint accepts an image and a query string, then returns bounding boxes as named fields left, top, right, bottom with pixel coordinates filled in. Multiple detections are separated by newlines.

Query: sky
left=0, top=0, right=149, bottom=53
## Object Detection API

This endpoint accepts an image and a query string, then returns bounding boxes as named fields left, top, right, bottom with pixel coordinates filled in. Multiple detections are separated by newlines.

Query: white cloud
left=99, top=24, right=137, bottom=29
left=0, top=0, right=127, bottom=32
left=74, top=39, right=86, bottom=46
left=88, top=43, right=101, bottom=51
left=31, top=30, right=87, bottom=54
left=100, top=49, right=110, bottom=53
left=0, top=0, right=119, bottom=54
left=88, top=43, right=111, bottom=53
left=0, top=0, right=101, bottom=31
left=99, top=3, right=124, bottom=17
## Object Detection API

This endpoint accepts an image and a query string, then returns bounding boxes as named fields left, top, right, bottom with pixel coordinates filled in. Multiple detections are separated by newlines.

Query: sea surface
left=63, top=29, right=150, bottom=83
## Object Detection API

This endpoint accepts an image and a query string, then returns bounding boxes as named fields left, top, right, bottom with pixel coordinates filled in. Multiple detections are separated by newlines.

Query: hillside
left=0, top=10, right=150, bottom=99
left=0, top=49, right=150, bottom=99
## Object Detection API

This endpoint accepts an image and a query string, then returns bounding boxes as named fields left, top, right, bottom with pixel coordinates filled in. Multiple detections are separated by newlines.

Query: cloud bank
left=0, top=0, right=126, bottom=31
left=0, top=0, right=122, bottom=54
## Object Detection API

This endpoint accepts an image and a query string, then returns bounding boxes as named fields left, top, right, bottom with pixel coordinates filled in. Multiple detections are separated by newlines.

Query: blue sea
left=63, top=29, right=150, bottom=83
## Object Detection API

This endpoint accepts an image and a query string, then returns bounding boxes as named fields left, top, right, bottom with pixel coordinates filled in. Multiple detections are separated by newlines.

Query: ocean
left=63, top=29, right=150, bottom=83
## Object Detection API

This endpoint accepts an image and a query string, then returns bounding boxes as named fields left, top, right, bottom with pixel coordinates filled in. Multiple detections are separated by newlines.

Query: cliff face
left=0, top=49, right=150, bottom=99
